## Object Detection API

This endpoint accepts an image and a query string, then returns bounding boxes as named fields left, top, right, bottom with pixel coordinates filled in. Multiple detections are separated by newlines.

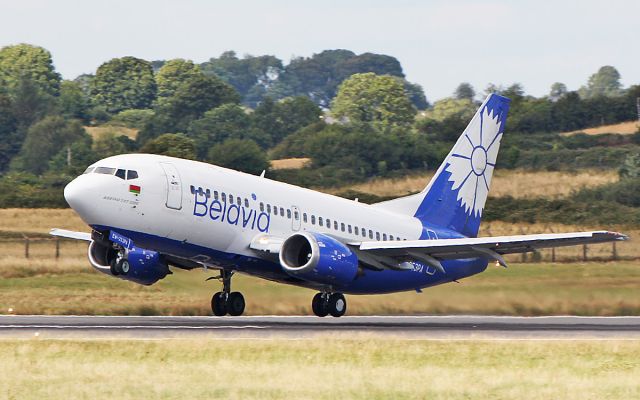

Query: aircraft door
left=291, top=205, right=301, bottom=231
left=160, top=162, right=182, bottom=210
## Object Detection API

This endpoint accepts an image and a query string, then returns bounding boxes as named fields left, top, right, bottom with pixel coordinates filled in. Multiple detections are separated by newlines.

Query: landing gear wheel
left=211, top=292, right=227, bottom=316
left=119, top=259, right=130, bottom=275
left=227, top=292, right=245, bottom=316
left=110, top=258, right=119, bottom=276
left=312, top=293, right=329, bottom=317
left=328, top=293, right=346, bottom=317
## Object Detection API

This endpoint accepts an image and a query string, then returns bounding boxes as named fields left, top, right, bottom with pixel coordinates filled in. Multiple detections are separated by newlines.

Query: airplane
left=51, top=93, right=628, bottom=317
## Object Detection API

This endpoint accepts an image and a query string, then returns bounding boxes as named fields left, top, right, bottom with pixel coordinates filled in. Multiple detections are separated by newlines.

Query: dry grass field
left=325, top=169, right=618, bottom=198
left=1, top=339, right=638, bottom=399
left=270, top=157, right=310, bottom=170
left=84, top=125, right=138, bottom=140
left=562, top=121, right=640, bottom=136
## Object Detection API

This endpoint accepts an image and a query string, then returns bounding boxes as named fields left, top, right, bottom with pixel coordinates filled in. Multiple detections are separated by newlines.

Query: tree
left=188, top=104, right=252, bottom=157
left=158, top=74, right=240, bottom=133
left=402, top=80, right=429, bottom=110
left=422, top=98, right=476, bottom=122
left=156, top=59, right=202, bottom=98
left=140, top=133, right=196, bottom=159
left=207, top=138, right=269, bottom=174
left=16, top=116, right=89, bottom=174
left=0, top=94, right=19, bottom=172
left=0, top=44, right=61, bottom=96
left=549, top=82, right=568, bottom=101
left=59, top=80, right=90, bottom=121
left=92, top=131, right=129, bottom=158
left=331, top=73, right=416, bottom=131
left=251, top=96, right=322, bottom=146
left=454, top=82, right=475, bottom=100
left=579, top=66, right=623, bottom=99
left=90, top=56, right=157, bottom=114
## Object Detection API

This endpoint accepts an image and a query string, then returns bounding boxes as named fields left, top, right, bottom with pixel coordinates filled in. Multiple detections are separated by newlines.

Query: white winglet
left=50, top=228, right=92, bottom=241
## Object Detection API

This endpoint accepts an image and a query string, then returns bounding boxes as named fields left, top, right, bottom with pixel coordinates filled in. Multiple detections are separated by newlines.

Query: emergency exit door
left=160, top=162, right=182, bottom=210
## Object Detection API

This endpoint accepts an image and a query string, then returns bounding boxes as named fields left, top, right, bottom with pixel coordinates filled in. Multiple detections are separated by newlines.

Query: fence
left=1, top=230, right=635, bottom=264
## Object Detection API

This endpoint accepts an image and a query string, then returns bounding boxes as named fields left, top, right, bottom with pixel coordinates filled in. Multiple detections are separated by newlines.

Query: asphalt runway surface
left=1, top=315, right=640, bottom=339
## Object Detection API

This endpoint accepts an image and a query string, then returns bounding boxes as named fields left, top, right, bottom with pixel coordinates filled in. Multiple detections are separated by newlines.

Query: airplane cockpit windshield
left=84, top=166, right=139, bottom=180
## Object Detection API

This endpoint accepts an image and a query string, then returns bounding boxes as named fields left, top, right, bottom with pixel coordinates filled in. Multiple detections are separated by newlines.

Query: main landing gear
left=209, top=270, right=245, bottom=316
left=312, top=292, right=347, bottom=317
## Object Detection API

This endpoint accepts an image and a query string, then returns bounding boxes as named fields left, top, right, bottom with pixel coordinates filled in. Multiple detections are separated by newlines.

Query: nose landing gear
left=312, top=292, right=346, bottom=317
left=209, top=270, right=245, bottom=316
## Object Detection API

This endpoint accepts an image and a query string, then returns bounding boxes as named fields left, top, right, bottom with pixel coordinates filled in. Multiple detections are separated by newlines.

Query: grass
left=324, top=169, right=618, bottom=199
left=1, top=244, right=639, bottom=315
left=562, top=121, right=640, bottom=136
left=84, top=125, right=138, bottom=140
left=0, top=208, right=86, bottom=236
left=270, top=157, right=310, bottom=170
left=0, top=339, right=638, bottom=399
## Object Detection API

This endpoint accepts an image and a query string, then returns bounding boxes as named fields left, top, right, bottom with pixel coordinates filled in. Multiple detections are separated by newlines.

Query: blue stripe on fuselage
left=91, top=225, right=488, bottom=295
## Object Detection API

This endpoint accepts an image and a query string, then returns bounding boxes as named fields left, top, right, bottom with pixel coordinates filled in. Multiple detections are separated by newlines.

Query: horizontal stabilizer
left=49, top=228, right=92, bottom=241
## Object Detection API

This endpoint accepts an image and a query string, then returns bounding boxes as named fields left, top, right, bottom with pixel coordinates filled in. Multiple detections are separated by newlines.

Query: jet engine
left=279, top=232, right=358, bottom=287
left=88, top=237, right=169, bottom=286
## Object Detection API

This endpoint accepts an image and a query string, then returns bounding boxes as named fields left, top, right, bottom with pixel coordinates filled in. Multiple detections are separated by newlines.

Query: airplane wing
left=354, top=231, right=628, bottom=272
left=50, top=228, right=92, bottom=241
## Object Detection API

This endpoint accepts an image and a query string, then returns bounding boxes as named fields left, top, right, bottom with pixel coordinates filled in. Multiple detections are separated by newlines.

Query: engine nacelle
left=279, top=232, right=358, bottom=287
left=88, top=240, right=169, bottom=286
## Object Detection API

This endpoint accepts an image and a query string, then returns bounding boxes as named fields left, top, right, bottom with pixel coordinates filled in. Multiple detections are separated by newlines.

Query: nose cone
left=64, top=178, right=83, bottom=210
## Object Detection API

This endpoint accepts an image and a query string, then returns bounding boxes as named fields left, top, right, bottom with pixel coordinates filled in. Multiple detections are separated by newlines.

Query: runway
left=1, top=315, right=640, bottom=339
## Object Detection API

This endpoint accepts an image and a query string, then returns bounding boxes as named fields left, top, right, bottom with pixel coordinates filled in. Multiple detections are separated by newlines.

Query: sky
left=0, top=0, right=638, bottom=102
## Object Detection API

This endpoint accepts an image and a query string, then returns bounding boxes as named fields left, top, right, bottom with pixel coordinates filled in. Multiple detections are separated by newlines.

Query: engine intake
left=279, top=232, right=358, bottom=287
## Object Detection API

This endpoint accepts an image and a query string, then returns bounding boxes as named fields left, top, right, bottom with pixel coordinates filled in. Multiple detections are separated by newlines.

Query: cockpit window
left=115, top=169, right=126, bottom=179
left=127, top=170, right=138, bottom=180
left=95, top=167, right=116, bottom=175
left=83, top=167, right=94, bottom=174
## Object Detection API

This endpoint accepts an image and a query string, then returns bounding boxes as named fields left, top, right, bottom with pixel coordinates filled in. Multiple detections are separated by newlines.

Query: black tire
left=328, top=293, right=346, bottom=317
left=227, top=292, right=245, bottom=316
left=211, top=292, right=227, bottom=316
left=110, top=258, right=119, bottom=276
left=312, top=293, right=329, bottom=317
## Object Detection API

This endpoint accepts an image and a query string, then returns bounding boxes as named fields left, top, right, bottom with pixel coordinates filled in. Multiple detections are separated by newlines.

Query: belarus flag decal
left=129, top=184, right=141, bottom=195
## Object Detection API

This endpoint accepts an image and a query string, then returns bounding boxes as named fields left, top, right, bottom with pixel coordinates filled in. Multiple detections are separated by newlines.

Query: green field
left=1, top=339, right=639, bottom=399
left=1, top=255, right=639, bottom=316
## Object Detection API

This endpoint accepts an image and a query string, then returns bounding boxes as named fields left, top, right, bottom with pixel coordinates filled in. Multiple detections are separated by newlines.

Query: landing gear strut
left=312, top=292, right=346, bottom=317
left=210, top=270, right=245, bottom=316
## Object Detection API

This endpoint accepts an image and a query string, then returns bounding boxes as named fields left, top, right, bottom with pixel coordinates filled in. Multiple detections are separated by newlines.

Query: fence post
left=55, top=238, right=60, bottom=259
left=612, top=241, right=617, bottom=261
left=25, top=238, right=30, bottom=259
left=583, top=244, right=587, bottom=262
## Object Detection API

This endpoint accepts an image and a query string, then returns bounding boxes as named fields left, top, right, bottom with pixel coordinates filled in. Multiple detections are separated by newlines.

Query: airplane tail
left=374, top=94, right=511, bottom=238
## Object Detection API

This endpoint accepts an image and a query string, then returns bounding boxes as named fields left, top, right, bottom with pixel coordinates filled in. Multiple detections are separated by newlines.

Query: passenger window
left=205, top=189, right=211, bottom=198
left=95, top=167, right=116, bottom=175
left=362, top=229, right=367, bottom=238
left=229, top=194, right=234, bottom=203
left=244, top=198, right=249, bottom=207
left=221, top=193, right=226, bottom=202
left=390, top=235, right=394, bottom=241
left=280, top=207, right=284, bottom=216
left=383, top=234, right=388, bottom=241
left=237, top=197, right=241, bottom=206
left=348, top=225, right=352, bottom=234
left=83, top=167, right=94, bottom=174
left=376, top=232, right=381, bottom=240
left=126, top=170, right=138, bottom=180
left=214, top=191, right=219, bottom=200
left=267, top=204, right=271, bottom=214
left=334, top=221, right=338, bottom=230
left=319, top=217, right=323, bottom=225
left=354, top=227, right=359, bottom=235
left=325, top=218, right=330, bottom=228
left=311, top=215, right=316, bottom=225
left=190, top=185, right=195, bottom=194
left=303, top=213, right=308, bottom=223
left=369, top=230, right=373, bottom=239
left=260, top=202, right=264, bottom=212
left=287, top=209, right=291, bottom=219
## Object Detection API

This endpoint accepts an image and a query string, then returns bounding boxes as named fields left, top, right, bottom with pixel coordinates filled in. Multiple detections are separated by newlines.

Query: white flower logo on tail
left=444, top=107, right=503, bottom=216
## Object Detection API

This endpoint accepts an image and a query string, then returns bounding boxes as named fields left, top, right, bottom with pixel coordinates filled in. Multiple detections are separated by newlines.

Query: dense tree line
left=0, top=43, right=639, bottom=214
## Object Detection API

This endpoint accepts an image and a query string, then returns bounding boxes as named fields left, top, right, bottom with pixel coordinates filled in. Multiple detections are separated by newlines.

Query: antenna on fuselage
left=259, top=170, right=265, bottom=178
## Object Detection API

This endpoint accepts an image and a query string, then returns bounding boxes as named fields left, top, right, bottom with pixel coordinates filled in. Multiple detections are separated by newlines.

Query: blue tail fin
left=374, top=94, right=510, bottom=237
